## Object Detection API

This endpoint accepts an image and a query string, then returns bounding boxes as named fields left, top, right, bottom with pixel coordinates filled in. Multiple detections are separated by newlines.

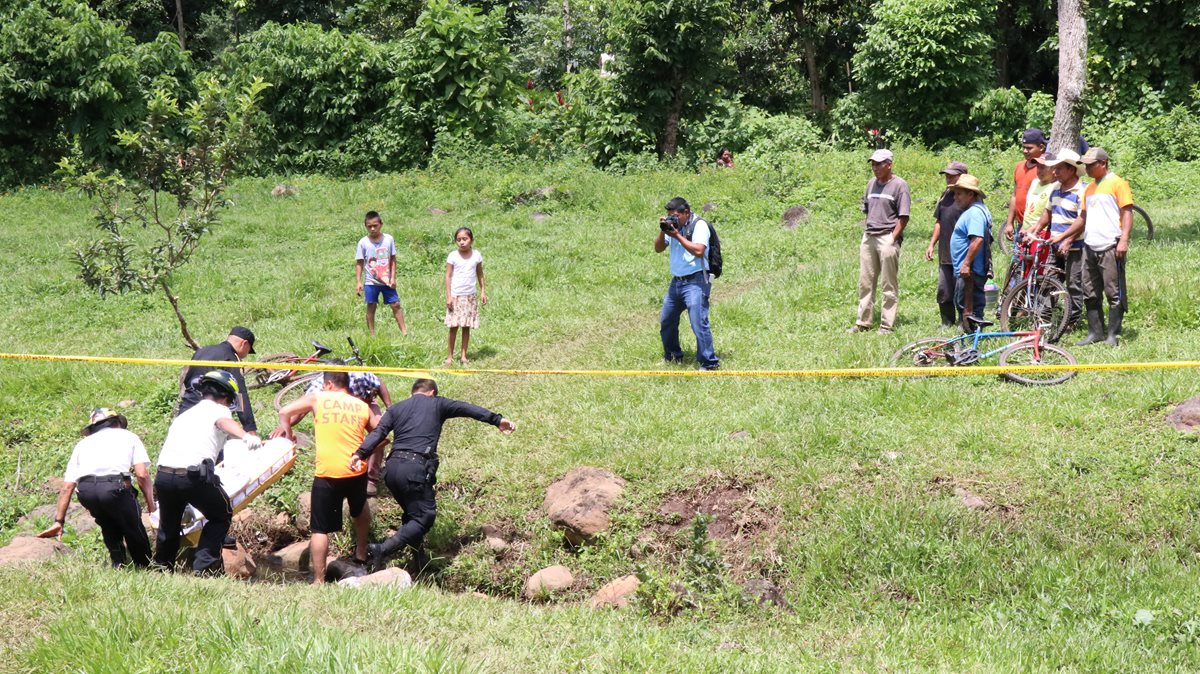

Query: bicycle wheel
left=1131, top=204, right=1153, bottom=241
left=997, top=342, right=1077, bottom=386
left=274, top=373, right=321, bottom=411
left=245, top=353, right=299, bottom=389
left=998, top=276, right=1070, bottom=343
left=889, top=338, right=953, bottom=369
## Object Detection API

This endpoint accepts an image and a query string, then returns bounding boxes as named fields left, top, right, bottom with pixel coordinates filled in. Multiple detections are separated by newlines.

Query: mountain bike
left=995, top=235, right=1071, bottom=342
left=998, top=202, right=1153, bottom=254
left=888, top=316, right=1077, bottom=386
left=244, top=341, right=335, bottom=390
left=272, top=337, right=366, bottom=411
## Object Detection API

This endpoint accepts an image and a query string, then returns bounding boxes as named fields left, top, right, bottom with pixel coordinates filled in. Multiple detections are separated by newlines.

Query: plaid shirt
left=305, top=372, right=382, bottom=402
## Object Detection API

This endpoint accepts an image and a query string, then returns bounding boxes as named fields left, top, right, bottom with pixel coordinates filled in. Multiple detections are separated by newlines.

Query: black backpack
left=681, top=217, right=723, bottom=278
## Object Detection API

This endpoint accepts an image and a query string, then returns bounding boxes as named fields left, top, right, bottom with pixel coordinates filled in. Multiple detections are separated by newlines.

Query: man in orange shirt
left=1003, top=129, right=1048, bottom=241
left=273, top=367, right=378, bottom=583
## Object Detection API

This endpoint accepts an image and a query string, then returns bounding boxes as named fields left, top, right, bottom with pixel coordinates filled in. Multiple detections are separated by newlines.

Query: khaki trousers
left=857, top=232, right=901, bottom=330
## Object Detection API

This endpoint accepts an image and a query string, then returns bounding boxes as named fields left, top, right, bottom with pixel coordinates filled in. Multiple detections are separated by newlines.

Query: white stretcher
left=177, top=437, right=298, bottom=545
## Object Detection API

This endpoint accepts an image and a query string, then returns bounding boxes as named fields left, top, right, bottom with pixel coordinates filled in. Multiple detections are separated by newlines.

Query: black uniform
left=355, top=395, right=501, bottom=557
left=77, top=475, right=153, bottom=567
left=177, top=341, right=257, bottom=433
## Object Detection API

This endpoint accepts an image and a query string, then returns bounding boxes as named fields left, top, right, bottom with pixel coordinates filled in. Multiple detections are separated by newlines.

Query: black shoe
left=699, top=364, right=720, bottom=371
left=222, top=535, right=237, bottom=550
left=1076, top=302, right=1106, bottom=346
left=365, top=543, right=383, bottom=573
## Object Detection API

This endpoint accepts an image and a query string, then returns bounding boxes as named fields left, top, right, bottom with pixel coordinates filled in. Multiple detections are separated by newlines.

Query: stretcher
left=178, top=437, right=298, bottom=545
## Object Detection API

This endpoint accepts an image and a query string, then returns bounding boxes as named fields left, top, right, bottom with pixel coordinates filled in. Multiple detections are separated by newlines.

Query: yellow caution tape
left=2, top=351, right=1200, bottom=379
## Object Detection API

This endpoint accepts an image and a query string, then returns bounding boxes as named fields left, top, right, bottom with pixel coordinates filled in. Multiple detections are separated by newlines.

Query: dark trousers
left=77, top=478, right=152, bottom=568
left=955, top=272, right=987, bottom=323
left=1053, top=248, right=1084, bottom=322
left=377, top=455, right=437, bottom=557
left=153, top=471, right=232, bottom=572
left=936, top=263, right=957, bottom=326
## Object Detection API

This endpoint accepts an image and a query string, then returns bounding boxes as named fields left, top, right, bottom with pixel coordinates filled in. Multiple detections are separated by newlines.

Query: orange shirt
left=1012, top=160, right=1039, bottom=224
left=313, top=390, right=370, bottom=478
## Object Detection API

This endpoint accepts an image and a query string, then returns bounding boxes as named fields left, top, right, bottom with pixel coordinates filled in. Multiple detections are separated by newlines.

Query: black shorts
left=310, top=474, right=369, bottom=534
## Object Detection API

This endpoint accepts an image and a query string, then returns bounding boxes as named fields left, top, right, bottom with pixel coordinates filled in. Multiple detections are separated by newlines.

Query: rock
left=1167, top=396, right=1200, bottom=432
left=702, top=201, right=717, bottom=213
left=232, top=508, right=256, bottom=524
left=954, top=487, right=988, bottom=510
left=741, top=579, right=791, bottom=610
left=428, top=208, right=449, bottom=216
left=274, top=512, right=290, bottom=527
left=485, top=537, right=509, bottom=553
left=543, top=467, right=626, bottom=545
left=523, top=565, right=574, bottom=600
left=117, top=400, right=137, bottom=408
left=271, top=540, right=311, bottom=572
left=271, top=184, right=297, bottom=197
left=781, top=205, right=809, bottom=230
left=44, top=476, right=65, bottom=493
left=728, top=430, right=750, bottom=440
left=19, top=502, right=95, bottom=535
left=0, top=536, right=70, bottom=566
left=325, top=558, right=368, bottom=582
left=512, top=186, right=569, bottom=206
left=590, top=574, right=640, bottom=609
left=222, top=541, right=257, bottom=580
left=296, top=492, right=312, bottom=534
left=339, top=567, right=413, bottom=589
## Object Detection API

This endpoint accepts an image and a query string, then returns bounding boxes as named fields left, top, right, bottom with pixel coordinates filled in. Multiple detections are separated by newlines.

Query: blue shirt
left=667, top=214, right=711, bottom=278
left=950, top=202, right=991, bottom=277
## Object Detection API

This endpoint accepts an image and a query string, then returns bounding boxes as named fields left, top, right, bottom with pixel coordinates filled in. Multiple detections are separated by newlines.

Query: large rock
left=18, top=503, right=95, bottom=536
left=0, top=536, right=70, bottom=566
left=543, top=467, right=625, bottom=544
left=222, top=541, right=257, bottom=580
left=523, top=565, right=574, bottom=600
left=271, top=540, right=311, bottom=572
left=590, top=574, right=640, bottom=609
left=1167, top=396, right=1200, bottom=432
left=481, top=523, right=509, bottom=553
left=296, top=492, right=312, bottom=534
left=338, top=567, right=413, bottom=589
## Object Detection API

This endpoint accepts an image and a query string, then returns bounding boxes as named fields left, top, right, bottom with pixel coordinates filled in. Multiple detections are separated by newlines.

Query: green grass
left=2, top=148, right=1200, bottom=671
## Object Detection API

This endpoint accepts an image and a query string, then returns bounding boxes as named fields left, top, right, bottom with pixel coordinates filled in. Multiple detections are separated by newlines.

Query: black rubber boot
left=1105, top=303, right=1124, bottom=346
left=938, top=302, right=958, bottom=328
left=1076, top=301, right=1106, bottom=346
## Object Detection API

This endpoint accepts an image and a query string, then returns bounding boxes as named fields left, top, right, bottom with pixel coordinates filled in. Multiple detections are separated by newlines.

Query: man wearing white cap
left=1034, top=149, right=1088, bottom=324
left=850, top=148, right=910, bottom=334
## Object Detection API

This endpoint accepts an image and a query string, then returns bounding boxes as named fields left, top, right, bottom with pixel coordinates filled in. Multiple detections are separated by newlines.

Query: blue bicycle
left=888, top=317, right=1077, bottom=386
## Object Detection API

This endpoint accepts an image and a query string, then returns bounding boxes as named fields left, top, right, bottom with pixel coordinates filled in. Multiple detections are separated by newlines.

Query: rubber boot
left=1076, top=301, right=1106, bottom=346
left=1104, top=303, right=1124, bottom=346
left=938, top=302, right=957, bottom=328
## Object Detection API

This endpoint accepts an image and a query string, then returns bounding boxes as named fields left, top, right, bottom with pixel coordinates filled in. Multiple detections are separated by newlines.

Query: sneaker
left=847, top=325, right=868, bottom=334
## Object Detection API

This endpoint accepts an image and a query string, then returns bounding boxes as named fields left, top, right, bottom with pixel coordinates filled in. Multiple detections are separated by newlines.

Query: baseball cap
left=868, top=149, right=893, bottom=163
left=939, top=161, right=969, bottom=176
left=1080, top=147, right=1110, bottom=164
left=1022, top=128, right=1048, bottom=146
left=229, top=325, right=256, bottom=353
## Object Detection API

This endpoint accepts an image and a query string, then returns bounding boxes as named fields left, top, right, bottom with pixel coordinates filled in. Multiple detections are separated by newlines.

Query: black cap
left=229, top=326, right=256, bottom=353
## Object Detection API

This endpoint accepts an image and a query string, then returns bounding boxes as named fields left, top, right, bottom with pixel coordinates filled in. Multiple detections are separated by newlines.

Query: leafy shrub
left=1086, top=104, right=1200, bottom=167
left=743, top=109, right=824, bottom=156
left=852, top=0, right=995, bottom=144
left=828, top=92, right=877, bottom=149
left=1025, top=92, right=1055, bottom=134
left=969, top=87, right=1027, bottom=147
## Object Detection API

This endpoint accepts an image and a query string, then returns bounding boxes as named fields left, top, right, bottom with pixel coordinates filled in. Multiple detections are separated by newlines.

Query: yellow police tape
left=3, top=351, right=1200, bottom=379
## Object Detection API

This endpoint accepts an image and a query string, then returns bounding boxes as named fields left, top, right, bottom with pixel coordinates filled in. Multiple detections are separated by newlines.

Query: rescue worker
left=176, top=326, right=259, bottom=435
left=154, top=371, right=262, bottom=575
left=353, top=379, right=516, bottom=573
left=37, top=408, right=157, bottom=568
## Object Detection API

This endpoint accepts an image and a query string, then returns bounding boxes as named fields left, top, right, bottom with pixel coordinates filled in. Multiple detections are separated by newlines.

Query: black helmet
left=198, top=370, right=241, bottom=411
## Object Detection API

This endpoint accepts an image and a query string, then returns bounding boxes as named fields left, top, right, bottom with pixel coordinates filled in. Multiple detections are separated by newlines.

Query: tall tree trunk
left=1049, top=0, right=1087, bottom=153
left=174, top=0, right=187, bottom=50
left=563, top=0, right=573, bottom=73
left=994, top=0, right=1012, bottom=87
left=659, top=80, right=685, bottom=158
left=161, top=279, right=200, bottom=351
left=790, top=2, right=826, bottom=114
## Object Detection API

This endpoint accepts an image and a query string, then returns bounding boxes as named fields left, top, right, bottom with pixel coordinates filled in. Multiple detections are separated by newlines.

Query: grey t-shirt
left=861, top=176, right=911, bottom=236
left=356, top=233, right=396, bottom=286
left=932, top=189, right=965, bottom=265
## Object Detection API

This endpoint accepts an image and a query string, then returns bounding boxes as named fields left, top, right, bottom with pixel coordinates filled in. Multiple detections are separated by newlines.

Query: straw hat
left=950, top=174, right=986, bottom=199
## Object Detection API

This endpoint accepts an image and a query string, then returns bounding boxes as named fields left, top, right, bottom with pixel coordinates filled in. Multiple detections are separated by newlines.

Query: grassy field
left=2, top=147, right=1200, bottom=672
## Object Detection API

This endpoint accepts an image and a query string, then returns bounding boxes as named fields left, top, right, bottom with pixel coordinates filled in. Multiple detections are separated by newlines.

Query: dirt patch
left=230, top=509, right=298, bottom=559
left=651, top=477, right=782, bottom=575
left=1166, top=396, right=1200, bottom=432
left=928, top=475, right=1021, bottom=519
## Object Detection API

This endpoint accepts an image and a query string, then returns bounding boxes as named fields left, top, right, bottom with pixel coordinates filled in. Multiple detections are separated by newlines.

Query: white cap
left=869, top=149, right=893, bottom=163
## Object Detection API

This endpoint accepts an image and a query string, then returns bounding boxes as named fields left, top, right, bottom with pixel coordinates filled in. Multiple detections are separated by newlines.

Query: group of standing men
left=42, top=325, right=517, bottom=581
left=850, top=131, right=1134, bottom=343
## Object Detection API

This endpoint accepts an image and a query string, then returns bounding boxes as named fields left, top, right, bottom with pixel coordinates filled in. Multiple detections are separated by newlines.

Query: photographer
left=654, top=197, right=719, bottom=370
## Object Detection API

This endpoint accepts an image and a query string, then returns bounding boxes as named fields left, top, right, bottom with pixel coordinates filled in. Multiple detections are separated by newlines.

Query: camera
left=659, top=214, right=680, bottom=234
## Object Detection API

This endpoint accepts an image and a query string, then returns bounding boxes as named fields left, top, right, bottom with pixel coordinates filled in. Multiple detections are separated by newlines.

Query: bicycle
left=888, top=316, right=1077, bottom=386
left=271, top=337, right=366, bottom=411
left=998, top=202, right=1153, bottom=254
left=244, top=341, right=335, bottom=390
left=995, top=234, right=1071, bottom=342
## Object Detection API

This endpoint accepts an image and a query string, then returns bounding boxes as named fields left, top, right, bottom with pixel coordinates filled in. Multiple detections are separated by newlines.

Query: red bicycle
left=995, top=233, right=1071, bottom=342
left=244, top=340, right=336, bottom=390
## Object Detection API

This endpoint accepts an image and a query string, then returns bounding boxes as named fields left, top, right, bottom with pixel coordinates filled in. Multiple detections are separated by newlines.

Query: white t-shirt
left=157, top=400, right=233, bottom=469
left=63, top=428, right=151, bottom=482
left=446, top=249, right=483, bottom=297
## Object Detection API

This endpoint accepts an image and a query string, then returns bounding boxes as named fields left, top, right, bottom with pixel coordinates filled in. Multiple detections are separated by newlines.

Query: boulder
left=781, top=205, right=809, bottom=230
left=543, top=467, right=626, bottom=545
left=338, top=567, right=413, bottom=589
left=44, top=477, right=65, bottom=493
left=272, top=540, right=311, bottom=572
left=296, top=492, right=312, bottom=534
left=19, top=502, right=95, bottom=536
left=0, top=536, right=70, bottom=566
left=1167, top=396, right=1200, bottom=433
left=523, top=565, right=574, bottom=600
left=481, top=524, right=509, bottom=553
left=590, top=574, right=640, bottom=609
left=222, top=541, right=257, bottom=580
left=741, top=579, right=791, bottom=611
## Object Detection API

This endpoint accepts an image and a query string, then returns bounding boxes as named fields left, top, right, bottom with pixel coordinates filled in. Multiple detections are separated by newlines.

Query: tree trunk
left=174, top=0, right=187, bottom=50
left=161, top=279, right=200, bottom=351
left=658, top=80, right=685, bottom=158
left=790, top=2, right=826, bottom=114
left=1049, top=0, right=1087, bottom=153
left=994, top=0, right=1012, bottom=87
left=562, top=0, right=572, bottom=73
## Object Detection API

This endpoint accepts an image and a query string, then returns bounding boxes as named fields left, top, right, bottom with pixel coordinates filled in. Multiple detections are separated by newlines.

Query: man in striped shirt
left=1033, top=149, right=1087, bottom=325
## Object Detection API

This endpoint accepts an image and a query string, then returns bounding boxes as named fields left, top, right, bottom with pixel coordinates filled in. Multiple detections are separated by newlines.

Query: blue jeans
left=954, top=272, right=987, bottom=323
left=660, top=274, right=718, bottom=368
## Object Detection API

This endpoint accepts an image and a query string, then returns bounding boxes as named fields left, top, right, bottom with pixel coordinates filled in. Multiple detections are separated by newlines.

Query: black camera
left=659, top=214, right=680, bottom=233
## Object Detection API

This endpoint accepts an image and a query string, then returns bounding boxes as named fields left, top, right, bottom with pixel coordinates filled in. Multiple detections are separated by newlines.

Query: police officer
left=176, top=326, right=259, bottom=435
left=37, top=408, right=157, bottom=568
left=353, top=379, right=516, bottom=573
left=154, top=371, right=262, bottom=575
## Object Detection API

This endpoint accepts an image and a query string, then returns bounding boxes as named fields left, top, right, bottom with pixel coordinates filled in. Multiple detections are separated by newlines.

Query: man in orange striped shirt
left=273, top=368, right=378, bottom=583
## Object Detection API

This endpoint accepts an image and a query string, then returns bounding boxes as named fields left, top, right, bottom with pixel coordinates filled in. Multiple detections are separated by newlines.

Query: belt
left=672, top=271, right=705, bottom=282
left=390, top=450, right=430, bottom=462
left=157, top=466, right=190, bottom=476
left=78, top=474, right=127, bottom=483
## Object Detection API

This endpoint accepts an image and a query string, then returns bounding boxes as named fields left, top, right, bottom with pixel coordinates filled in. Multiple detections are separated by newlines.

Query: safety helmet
left=198, top=370, right=242, bottom=412
left=82, top=407, right=127, bottom=436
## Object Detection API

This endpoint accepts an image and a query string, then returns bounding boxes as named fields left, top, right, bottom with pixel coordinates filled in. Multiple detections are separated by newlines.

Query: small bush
left=829, top=93, right=877, bottom=149
left=1025, top=92, right=1055, bottom=134
left=969, top=87, right=1027, bottom=148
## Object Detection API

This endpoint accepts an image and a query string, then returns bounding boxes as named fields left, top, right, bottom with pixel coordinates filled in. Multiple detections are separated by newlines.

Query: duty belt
left=157, top=466, right=190, bottom=476
left=78, top=474, right=127, bottom=483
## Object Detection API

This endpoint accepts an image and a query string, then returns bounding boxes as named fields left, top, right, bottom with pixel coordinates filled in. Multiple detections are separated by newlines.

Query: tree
left=59, top=77, right=269, bottom=350
left=608, top=0, right=734, bottom=157
left=1048, top=0, right=1086, bottom=152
